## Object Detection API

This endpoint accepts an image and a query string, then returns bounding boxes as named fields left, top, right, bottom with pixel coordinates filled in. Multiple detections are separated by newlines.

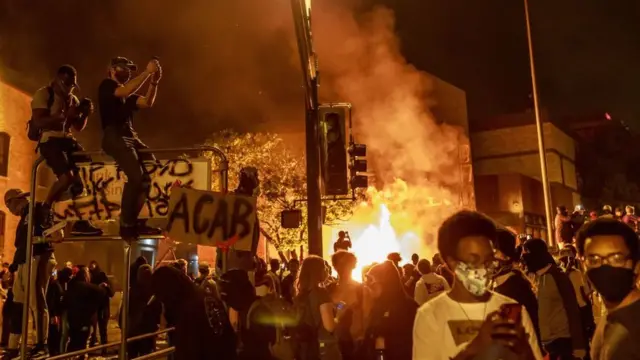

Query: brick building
left=0, top=76, right=44, bottom=262
left=471, top=109, right=579, bottom=241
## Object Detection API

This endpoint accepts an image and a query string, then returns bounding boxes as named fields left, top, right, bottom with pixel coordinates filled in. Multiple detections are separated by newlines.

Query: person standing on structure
left=29, top=64, right=103, bottom=237
left=97, top=57, right=163, bottom=241
left=4, top=189, right=63, bottom=358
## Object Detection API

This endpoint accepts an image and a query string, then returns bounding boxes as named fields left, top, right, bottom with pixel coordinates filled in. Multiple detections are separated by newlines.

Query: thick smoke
left=313, top=2, right=465, bottom=188
left=310, top=1, right=469, bottom=258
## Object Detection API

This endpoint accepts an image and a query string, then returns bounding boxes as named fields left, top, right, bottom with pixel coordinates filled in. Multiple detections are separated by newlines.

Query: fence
left=19, top=146, right=228, bottom=360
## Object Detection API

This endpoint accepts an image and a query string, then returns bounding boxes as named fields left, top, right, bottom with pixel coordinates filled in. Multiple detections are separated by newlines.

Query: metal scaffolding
left=19, top=145, right=228, bottom=360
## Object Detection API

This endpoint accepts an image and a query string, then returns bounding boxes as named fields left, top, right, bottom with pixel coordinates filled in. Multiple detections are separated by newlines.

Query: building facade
left=0, top=78, right=44, bottom=262
left=471, top=109, right=579, bottom=241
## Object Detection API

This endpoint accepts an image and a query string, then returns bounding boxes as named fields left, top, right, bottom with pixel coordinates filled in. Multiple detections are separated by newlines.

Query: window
left=0, top=132, right=10, bottom=177
left=0, top=211, right=5, bottom=254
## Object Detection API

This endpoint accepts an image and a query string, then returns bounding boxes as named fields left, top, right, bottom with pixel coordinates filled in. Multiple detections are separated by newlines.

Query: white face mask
left=454, top=262, right=492, bottom=296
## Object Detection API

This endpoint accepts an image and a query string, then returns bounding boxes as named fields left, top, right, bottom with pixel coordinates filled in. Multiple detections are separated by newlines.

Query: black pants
left=48, top=322, right=61, bottom=356
left=102, top=126, right=155, bottom=227
left=544, top=337, right=574, bottom=360
left=90, top=306, right=109, bottom=345
left=39, top=137, right=91, bottom=178
left=67, top=326, right=90, bottom=353
left=1, top=301, right=12, bottom=346
left=128, top=337, right=156, bottom=358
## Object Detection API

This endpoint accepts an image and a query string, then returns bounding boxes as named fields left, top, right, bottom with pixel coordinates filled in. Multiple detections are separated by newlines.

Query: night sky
left=1, top=0, right=639, bottom=145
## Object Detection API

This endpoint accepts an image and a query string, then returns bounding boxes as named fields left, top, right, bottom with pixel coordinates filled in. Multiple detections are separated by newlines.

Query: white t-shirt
left=31, top=86, right=78, bottom=142
left=412, top=291, right=543, bottom=360
left=414, top=273, right=450, bottom=306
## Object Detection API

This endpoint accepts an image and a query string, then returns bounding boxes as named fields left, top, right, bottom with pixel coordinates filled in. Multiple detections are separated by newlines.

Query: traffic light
left=349, top=143, right=368, bottom=189
left=319, top=104, right=350, bottom=195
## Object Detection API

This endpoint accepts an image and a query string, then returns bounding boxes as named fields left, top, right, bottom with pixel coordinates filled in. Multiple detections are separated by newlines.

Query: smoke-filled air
left=0, top=0, right=471, bottom=272
left=309, top=1, right=470, bottom=273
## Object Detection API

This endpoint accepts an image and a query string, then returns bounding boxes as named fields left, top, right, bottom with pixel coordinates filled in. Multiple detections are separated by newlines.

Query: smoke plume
left=310, top=1, right=469, bottom=259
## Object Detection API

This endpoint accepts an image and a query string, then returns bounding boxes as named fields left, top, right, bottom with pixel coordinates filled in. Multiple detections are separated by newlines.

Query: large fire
left=332, top=179, right=462, bottom=282
left=349, top=204, right=420, bottom=281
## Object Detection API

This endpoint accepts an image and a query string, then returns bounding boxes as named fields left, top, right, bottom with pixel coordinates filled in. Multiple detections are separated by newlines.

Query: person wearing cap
left=600, top=205, right=614, bottom=219
left=98, top=56, right=163, bottom=240
left=194, top=262, right=211, bottom=286
left=30, top=65, right=103, bottom=237
left=3, top=188, right=62, bottom=357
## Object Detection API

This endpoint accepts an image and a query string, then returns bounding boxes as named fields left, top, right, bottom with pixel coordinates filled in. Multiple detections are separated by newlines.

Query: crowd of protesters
left=0, top=203, right=638, bottom=359
left=0, top=178, right=638, bottom=360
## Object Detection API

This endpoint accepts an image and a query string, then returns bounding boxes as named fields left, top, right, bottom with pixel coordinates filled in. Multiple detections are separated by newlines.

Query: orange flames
left=331, top=179, right=461, bottom=282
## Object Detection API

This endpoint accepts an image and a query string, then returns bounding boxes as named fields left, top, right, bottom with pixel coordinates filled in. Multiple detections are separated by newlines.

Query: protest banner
left=53, top=158, right=211, bottom=221
left=166, top=187, right=257, bottom=251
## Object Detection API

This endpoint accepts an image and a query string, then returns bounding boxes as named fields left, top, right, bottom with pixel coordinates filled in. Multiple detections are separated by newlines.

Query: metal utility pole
left=291, top=0, right=323, bottom=255
left=524, top=0, right=555, bottom=245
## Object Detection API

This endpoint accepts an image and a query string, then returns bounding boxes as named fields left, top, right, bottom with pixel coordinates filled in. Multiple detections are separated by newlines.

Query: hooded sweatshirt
left=151, top=266, right=236, bottom=360
left=64, top=276, right=108, bottom=328
left=129, top=264, right=161, bottom=337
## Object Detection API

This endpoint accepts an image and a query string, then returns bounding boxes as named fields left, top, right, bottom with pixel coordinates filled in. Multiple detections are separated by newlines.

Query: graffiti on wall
left=53, top=158, right=211, bottom=221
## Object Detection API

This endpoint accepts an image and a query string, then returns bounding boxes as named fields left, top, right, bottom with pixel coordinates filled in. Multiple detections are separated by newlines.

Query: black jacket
left=152, top=266, right=237, bottom=360
left=13, top=202, right=54, bottom=266
left=63, top=278, right=108, bottom=327
left=46, top=279, right=64, bottom=318
left=90, top=267, right=114, bottom=308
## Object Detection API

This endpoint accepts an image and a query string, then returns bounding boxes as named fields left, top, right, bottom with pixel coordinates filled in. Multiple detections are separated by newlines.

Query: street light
left=524, top=0, right=555, bottom=245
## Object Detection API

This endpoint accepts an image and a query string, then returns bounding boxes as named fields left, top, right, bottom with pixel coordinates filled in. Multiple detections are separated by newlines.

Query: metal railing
left=45, top=327, right=175, bottom=360
left=132, top=347, right=175, bottom=360
left=20, top=145, right=227, bottom=360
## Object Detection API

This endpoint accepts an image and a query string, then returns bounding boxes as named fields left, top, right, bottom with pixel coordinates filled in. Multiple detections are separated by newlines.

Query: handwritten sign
left=53, top=158, right=211, bottom=221
left=166, top=187, right=256, bottom=251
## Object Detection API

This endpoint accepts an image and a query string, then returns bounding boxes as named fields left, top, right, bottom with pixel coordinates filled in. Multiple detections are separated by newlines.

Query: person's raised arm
left=136, top=63, right=161, bottom=108
left=113, top=60, right=157, bottom=98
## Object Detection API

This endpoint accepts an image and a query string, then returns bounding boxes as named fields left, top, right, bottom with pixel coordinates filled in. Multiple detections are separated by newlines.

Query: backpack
left=27, top=86, right=55, bottom=142
left=246, top=296, right=296, bottom=360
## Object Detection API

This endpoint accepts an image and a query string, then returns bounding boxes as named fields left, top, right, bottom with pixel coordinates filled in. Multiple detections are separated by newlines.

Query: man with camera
left=334, top=230, right=352, bottom=253
left=30, top=64, right=103, bottom=237
left=98, top=57, right=163, bottom=240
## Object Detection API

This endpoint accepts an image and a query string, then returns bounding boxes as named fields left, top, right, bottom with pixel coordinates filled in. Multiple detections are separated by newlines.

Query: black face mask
left=587, top=265, right=636, bottom=303
left=115, top=69, right=131, bottom=84
left=522, top=253, right=549, bottom=273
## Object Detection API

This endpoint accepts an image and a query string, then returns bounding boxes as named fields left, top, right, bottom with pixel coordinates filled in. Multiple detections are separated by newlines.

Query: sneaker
left=119, top=225, right=138, bottom=242
left=1, top=349, right=18, bottom=360
left=136, top=223, right=163, bottom=236
left=27, top=344, right=47, bottom=358
left=70, top=221, right=103, bottom=236
left=42, top=220, right=67, bottom=238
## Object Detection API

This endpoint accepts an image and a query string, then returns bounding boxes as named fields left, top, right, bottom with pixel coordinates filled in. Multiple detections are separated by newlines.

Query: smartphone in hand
left=500, top=303, right=522, bottom=323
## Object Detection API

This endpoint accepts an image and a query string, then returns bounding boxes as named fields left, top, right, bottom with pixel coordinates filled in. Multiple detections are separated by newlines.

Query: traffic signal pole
left=291, top=0, right=323, bottom=256
left=305, top=80, right=324, bottom=256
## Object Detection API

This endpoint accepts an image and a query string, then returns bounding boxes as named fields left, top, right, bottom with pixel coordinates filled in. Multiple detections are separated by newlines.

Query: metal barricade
left=44, top=327, right=175, bottom=360
left=19, top=146, right=228, bottom=360
left=131, top=347, right=175, bottom=360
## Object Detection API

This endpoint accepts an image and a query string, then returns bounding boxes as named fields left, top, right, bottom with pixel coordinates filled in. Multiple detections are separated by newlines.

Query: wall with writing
left=54, top=158, right=211, bottom=221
